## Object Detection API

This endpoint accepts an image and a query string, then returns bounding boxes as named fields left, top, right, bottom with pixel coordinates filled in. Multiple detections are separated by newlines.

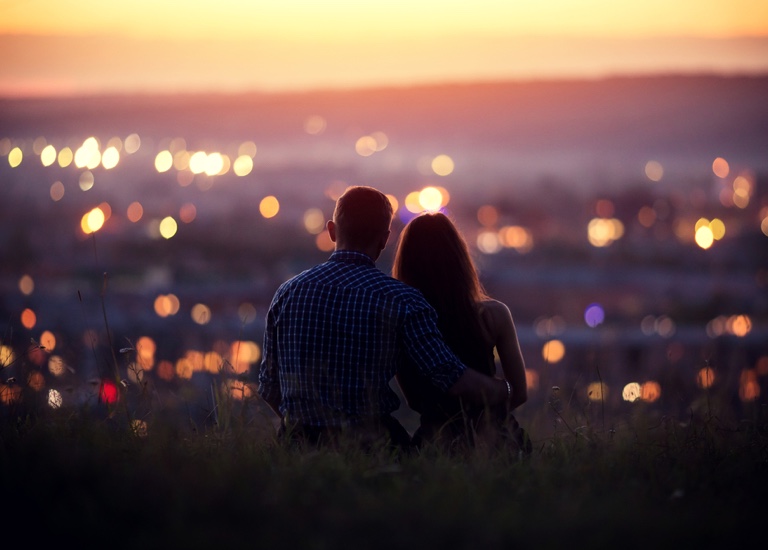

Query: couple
left=258, top=186, right=528, bottom=454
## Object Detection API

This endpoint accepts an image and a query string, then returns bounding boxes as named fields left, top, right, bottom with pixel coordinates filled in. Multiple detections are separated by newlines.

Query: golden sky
left=2, top=0, right=768, bottom=96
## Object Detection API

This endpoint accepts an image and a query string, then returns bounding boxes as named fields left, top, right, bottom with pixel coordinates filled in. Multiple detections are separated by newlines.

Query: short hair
left=333, top=186, right=393, bottom=248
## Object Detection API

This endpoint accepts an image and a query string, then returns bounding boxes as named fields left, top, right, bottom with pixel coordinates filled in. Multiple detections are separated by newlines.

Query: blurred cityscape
left=1, top=75, right=767, bottom=431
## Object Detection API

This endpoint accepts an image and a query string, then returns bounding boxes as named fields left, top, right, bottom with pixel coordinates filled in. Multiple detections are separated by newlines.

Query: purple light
left=585, top=303, right=605, bottom=328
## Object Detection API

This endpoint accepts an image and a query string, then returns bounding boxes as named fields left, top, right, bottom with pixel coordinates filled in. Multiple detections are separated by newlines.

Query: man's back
left=259, top=250, right=465, bottom=428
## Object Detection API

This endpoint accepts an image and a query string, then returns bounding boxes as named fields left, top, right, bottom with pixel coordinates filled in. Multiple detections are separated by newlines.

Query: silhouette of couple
left=258, top=186, right=529, bottom=455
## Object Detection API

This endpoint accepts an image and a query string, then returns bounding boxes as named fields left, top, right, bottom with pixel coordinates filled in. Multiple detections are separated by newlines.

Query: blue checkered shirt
left=258, top=250, right=467, bottom=427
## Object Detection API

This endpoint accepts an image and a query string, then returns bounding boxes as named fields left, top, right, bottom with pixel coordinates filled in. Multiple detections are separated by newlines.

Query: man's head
left=327, top=186, right=393, bottom=259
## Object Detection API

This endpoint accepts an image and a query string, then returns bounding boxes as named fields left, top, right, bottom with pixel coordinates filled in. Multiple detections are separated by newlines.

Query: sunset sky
left=2, top=0, right=768, bottom=96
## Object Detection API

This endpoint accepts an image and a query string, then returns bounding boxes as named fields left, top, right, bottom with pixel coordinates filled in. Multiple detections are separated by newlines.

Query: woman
left=393, top=212, right=529, bottom=453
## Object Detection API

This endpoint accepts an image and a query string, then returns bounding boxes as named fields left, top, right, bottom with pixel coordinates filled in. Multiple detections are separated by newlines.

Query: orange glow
left=525, top=369, right=539, bottom=391
left=48, top=355, right=66, bottom=376
left=641, top=381, right=661, bottom=402
left=179, top=203, right=197, bottom=223
left=28, top=371, right=45, bottom=392
left=81, top=206, right=105, bottom=234
left=588, top=217, right=624, bottom=247
left=477, top=231, right=501, bottom=254
left=21, top=308, right=36, bottom=329
left=431, top=154, right=455, bottom=176
left=712, top=157, right=730, bottom=178
left=127, top=201, right=143, bottom=222
left=191, top=303, right=211, bottom=325
left=57, top=147, right=73, bottom=167
left=136, top=336, right=156, bottom=368
left=477, top=205, right=499, bottom=227
left=228, top=340, right=261, bottom=375
left=304, top=116, right=326, bottom=135
left=316, top=231, right=334, bottom=252
left=40, top=330, right=55, bottom=351
left=697, top=367, right=716, bottom=389
left=259, top=196, right=280, bottom=218
left=0, top=384, right=21, bottom=405
left=157, top=360, right=175, bottom=381
left=304, top=208, right=326, bottom=234
left=587, top=381, right=607, bottom=402
left=1, top=345, right=17, bottom=367
left=233, top=155, right=253, bottom=176
left=644, top=160, right=663, bottom=181
left=2, top=2, right=768, bottom=98
left=225, top=380, right=255, bottom=401
left=542, top=340, right=565, bottom=364
left=739, top=369, right=760, bottom=401
left=19, top=274, right=34, bottom=295
left=418, top=186, right=444, bottom=212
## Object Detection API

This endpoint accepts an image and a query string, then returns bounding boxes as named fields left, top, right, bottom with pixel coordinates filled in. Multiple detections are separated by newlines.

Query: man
left=258, top=186, right=511, bottom=450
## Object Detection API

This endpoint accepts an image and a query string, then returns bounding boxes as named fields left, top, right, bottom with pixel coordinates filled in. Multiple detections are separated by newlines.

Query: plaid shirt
left=258, top=250, right=467, bottom=427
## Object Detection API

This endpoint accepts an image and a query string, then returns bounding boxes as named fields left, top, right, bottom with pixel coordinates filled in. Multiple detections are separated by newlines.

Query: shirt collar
left=329, top=250, right=376, bottom=268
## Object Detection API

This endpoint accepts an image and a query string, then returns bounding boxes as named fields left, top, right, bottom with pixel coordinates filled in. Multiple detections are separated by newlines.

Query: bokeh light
left=48, top=389, right=63, bottom=409
left=644, top=160, right=663, bottom=181
left=21, top=308, right=36, bottom=329
left=233, top=155, right=253, bottom=176
left=259, top=196, right=280, bottom=218
left=191, top=303, right=211, bottom=325
left=159, top=216, right=178, bottom=239
left=50, top=181, right=65, bottom=201
left=584, top=303, right=605, bottom=327
left=57, top=147, right=73, bottom=167
left=712, top=157, right=729, bottom=178
left=418, top=186, right=444, bottom=212
left=40, top=144, right=56, bottom=166
left=431, top=154, right=454, bottom=176
left=697, top=367, right=716, bottom=389
left=304, top=116, right=326, bottom=135
left=587, top=381, right=607, bottom=402
left=588, top=217, right=624, bottom=247
left=622, top=382, right=642, bottom=402
left=542, top=340, right=565, bottom=363
left=8, top=146, right=22, bottom=167
left=81, top=206, right=105, bottom=234
left=477, top=205, right=499, bottom=226
left=303, top=208, right=326, bottom=234
left=19, top=274, right=34, bottom=295
left=127, top=202, right=143, bottom=222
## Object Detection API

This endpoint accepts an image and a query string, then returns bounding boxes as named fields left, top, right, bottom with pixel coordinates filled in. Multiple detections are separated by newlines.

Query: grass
left=1, top=376, right=766, bottom=549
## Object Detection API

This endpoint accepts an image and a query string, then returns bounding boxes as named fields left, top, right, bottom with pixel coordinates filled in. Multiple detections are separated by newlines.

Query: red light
left=99, top=379, right=119, bottom=404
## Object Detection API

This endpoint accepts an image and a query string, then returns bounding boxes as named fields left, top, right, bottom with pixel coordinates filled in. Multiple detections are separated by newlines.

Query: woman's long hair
left=393, top=212, right=492, bottom=374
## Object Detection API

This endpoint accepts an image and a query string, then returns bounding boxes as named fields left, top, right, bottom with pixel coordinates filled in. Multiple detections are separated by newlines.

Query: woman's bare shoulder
left=477, top=298, right=514, bottom=335
left=478, top=298, right=512, bottom=319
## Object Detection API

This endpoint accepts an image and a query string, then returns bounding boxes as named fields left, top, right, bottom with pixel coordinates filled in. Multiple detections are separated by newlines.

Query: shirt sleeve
left=257, top=295, right=282, bottom=410
left=400, top=302, right=467, bottom=392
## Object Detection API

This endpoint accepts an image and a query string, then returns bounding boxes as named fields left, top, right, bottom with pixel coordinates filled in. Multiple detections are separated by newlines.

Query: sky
left=2, top=0, right=768, bottom=96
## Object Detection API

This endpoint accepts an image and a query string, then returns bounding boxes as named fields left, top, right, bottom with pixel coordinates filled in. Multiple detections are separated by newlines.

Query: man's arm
left=257, top=303, right=283, bottom=418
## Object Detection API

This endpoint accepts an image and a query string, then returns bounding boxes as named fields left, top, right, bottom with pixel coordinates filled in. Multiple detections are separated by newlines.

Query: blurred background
left=1, top=1, right=767, bottom=431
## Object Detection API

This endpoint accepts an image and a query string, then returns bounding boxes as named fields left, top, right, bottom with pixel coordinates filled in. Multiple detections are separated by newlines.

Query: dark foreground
left=2, top=391, right=766, bottom=550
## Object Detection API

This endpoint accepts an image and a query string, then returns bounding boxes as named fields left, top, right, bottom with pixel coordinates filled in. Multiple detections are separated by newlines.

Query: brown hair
left=393, top=212, right=492, bottom=373
left=333, top=186, right=393, bottom=249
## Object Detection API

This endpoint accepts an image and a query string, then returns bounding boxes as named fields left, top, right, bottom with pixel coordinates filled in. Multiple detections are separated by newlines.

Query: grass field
left=2, top=374, right=766, bottom=549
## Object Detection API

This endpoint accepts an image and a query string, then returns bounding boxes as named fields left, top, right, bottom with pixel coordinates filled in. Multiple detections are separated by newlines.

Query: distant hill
left=2, top=75, right=767, bottom=191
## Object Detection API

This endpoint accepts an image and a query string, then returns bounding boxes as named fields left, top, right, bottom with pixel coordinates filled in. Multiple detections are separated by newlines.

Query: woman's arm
left=481, top=299, right=528, bottom=410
